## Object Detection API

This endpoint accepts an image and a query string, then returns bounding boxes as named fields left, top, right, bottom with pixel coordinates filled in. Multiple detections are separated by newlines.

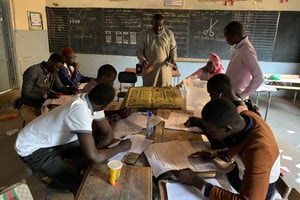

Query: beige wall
left=44, top=0, right=300, bottom=11
left=9, top=0, right=300, bottom=88
left=9, top=0, right=49, bottom=87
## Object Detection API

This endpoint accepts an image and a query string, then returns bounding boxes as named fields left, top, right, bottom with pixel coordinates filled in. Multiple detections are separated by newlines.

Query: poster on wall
left=164, top=0, right=183, bottom=6
left=27, top=11, right=43, bottom=30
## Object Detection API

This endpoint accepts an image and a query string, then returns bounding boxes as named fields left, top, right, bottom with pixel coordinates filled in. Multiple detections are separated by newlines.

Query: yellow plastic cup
left=107, top=160, right=123, bottom=186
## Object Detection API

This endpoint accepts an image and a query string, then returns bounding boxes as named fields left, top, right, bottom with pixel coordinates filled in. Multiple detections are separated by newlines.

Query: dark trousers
left=21, top=141, right=84, bottom=194
left=227, top=164, right=276, bottom=200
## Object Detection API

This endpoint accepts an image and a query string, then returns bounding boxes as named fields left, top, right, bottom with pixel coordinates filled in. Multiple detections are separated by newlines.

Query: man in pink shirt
left=224, top=21, right=264, bottom=99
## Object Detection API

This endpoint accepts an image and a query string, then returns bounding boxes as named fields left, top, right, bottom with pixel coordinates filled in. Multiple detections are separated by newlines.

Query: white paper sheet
left=166, top=179, right=222, bottom=200
left=111, top=112, right=163, bottom=137
left=164, top=112, right=200, bottom=132
left=108, top=134, right=153, bottom=161
left=144, top=140, right=214, bottom=177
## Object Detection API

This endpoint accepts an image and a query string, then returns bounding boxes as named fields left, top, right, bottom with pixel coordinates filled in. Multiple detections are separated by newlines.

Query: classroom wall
left=10, top=0, right=300, bottom=88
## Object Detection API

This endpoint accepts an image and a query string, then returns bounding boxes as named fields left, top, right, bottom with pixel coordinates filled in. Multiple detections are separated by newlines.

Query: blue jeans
left=227, top=164, right=276, bottom=200
left=21, top=141, right=84, bottom=194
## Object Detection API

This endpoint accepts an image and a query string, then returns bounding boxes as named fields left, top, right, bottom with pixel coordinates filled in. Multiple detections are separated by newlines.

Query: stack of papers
left=108, top=134, right=153, bottom=161
left=144, top=140, right=216, bottom=178
left=164, top=112, right=200, bottom=132
left=111, top=112, right=163, bottom=138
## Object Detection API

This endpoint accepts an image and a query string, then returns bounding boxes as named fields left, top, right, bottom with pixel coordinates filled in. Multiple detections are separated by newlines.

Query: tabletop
left=75, top=164, right=152, bottom=200
left=125, top=67, right=181, bottom=77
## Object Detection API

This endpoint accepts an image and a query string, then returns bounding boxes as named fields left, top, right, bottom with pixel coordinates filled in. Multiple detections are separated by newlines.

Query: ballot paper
left=144, top=140, right=216, bottom=178
left=166, top=178, right=222, bottom=200
left=108, top=134, right=152, bottom=161
left=111, top=112, right=163, bottom=137
left=164, top=112, right=200, bottom=132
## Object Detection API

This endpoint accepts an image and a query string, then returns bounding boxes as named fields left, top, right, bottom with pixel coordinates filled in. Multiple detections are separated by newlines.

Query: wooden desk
left=125, top=68, right=181, bottom=86
left=75, top=164, right=152, bottom=200
left=153, top=109, right=206, bottom=143
left=255, top=84, right=277, bottom=121
left=264, top=74, right=300, bottom=105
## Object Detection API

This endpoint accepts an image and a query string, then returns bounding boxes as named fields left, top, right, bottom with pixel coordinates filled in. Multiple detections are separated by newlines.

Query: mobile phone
left=124, top=152, right=140, bottom=165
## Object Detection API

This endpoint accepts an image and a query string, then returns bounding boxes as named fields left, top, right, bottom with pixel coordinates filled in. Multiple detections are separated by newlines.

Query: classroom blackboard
left=272, top=11, right=300, bottom=63
left=46, top=8, right=300, bottom=63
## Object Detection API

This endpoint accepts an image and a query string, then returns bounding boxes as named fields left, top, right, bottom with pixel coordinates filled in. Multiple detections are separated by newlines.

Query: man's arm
left=77, top=133, right=132, bottom=163
left=240, top=52, right=264, bottom=98
left=53, top=73, right=77, bottom=94
left=92, top=118, right=114, bottom=148
left=21, top=67, right=44, bottom=100
left=58, top=66, right=81, bottom=87
left=136, top=31, right=147, bottom=65
left=168, top=30, right=177, bottom=65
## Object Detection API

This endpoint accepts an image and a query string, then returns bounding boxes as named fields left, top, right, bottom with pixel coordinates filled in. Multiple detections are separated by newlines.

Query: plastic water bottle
left=146, top=111, right=154, bottom=138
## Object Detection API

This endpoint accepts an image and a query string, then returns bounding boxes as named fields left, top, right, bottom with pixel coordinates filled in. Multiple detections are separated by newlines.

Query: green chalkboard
left=46, top=8, right=300, bottom=62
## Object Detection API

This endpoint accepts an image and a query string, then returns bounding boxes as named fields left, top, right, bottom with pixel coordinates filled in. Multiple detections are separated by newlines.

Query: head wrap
left=208, top=52, right=224, bottom=73
left=60, top=47, right=75, bottom=57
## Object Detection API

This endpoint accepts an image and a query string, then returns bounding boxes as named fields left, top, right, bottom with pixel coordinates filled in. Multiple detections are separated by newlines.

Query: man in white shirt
left=15, top=83, right=131, bottom=195
left=224, top=21, right=264, bottom=99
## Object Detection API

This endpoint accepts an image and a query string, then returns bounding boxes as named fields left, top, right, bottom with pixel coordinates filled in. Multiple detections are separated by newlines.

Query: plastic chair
left=117, top=71, right=137, bottom=101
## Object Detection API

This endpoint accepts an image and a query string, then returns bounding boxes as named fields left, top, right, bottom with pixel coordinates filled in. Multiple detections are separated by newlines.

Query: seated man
left=176, top=52, right=224, bottom=87
left=59, top=47, right=91, bottom=87
left=15, top=83, right=132, bottom=195
left=81, top=64, right=117, bottom=93
left=19, top=53, right=78, bottom=125
left=176, top=98, right=280, bottom=200
left=185, top=74, right=260, bottom=143
left=82, top=64, right=131, bottom=123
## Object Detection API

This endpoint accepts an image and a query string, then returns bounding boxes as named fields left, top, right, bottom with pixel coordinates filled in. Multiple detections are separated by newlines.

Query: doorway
left=0, top=0, right=17, bottom=93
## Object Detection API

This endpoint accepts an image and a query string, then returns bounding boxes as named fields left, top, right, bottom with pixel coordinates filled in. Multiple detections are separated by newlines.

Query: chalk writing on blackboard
left=46, top=7, right=300, bottom=62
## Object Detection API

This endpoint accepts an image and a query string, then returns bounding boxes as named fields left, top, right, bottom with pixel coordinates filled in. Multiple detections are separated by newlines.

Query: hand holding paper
left=189, top=149, right=218, bottom=161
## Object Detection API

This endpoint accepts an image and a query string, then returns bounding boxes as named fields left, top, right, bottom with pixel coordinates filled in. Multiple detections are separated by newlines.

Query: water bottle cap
left=147, top=111, right=152, bottom=116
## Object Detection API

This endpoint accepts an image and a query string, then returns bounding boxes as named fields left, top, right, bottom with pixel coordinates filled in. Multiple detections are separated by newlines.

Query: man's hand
left=176, top=81, right=183, bottom=88
left=47, top=91, right=60, bottom=99
left=175, top=168, right=206, bottom=190
left=118, top=107, right=131, bottom=119
left=171, top=62, right=178, bottom=70
left=188, top=149, right=218, bottom=161
left=142, top=60, right=149, bottom=68
left=184, top=116, right=203, bottom=128
left=73, top=62, right=80, bottom=71
left=117, top=139, right=132, bottom=152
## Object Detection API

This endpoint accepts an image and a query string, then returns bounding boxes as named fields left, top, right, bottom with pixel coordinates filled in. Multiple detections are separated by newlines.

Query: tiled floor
left=0, top=89, right=299, bottom=199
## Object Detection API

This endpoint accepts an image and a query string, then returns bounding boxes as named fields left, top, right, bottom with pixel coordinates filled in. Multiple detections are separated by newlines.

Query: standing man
left=224, top=21, right=264, bottom=99
left=136, top=14, right=178, bottom=87
left=19, top=53, right=78, bottom=125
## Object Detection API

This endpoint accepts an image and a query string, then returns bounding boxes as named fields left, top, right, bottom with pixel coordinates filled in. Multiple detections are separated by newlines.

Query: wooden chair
left=275, top=176, right=290, bottom=199
left=117, top=71, right=137, bottom=101
left=288, top=188, right=300, bottom=200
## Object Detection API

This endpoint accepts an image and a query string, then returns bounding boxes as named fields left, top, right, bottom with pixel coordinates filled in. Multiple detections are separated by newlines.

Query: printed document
left=144, top=140, right=216, bottom=178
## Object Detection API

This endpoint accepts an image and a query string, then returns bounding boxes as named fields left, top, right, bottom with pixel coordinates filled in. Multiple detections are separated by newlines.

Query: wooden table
left=255, top=84, right=277, bottom=121
left=75, top=164, right=152, bottom=200
left=125, top=67, right=181, bottom=86
left=75, top=109, right=206, bottom=200
left=153, top=109, right=207, bottom=143
left=264, top=74, right=300, bottom=105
